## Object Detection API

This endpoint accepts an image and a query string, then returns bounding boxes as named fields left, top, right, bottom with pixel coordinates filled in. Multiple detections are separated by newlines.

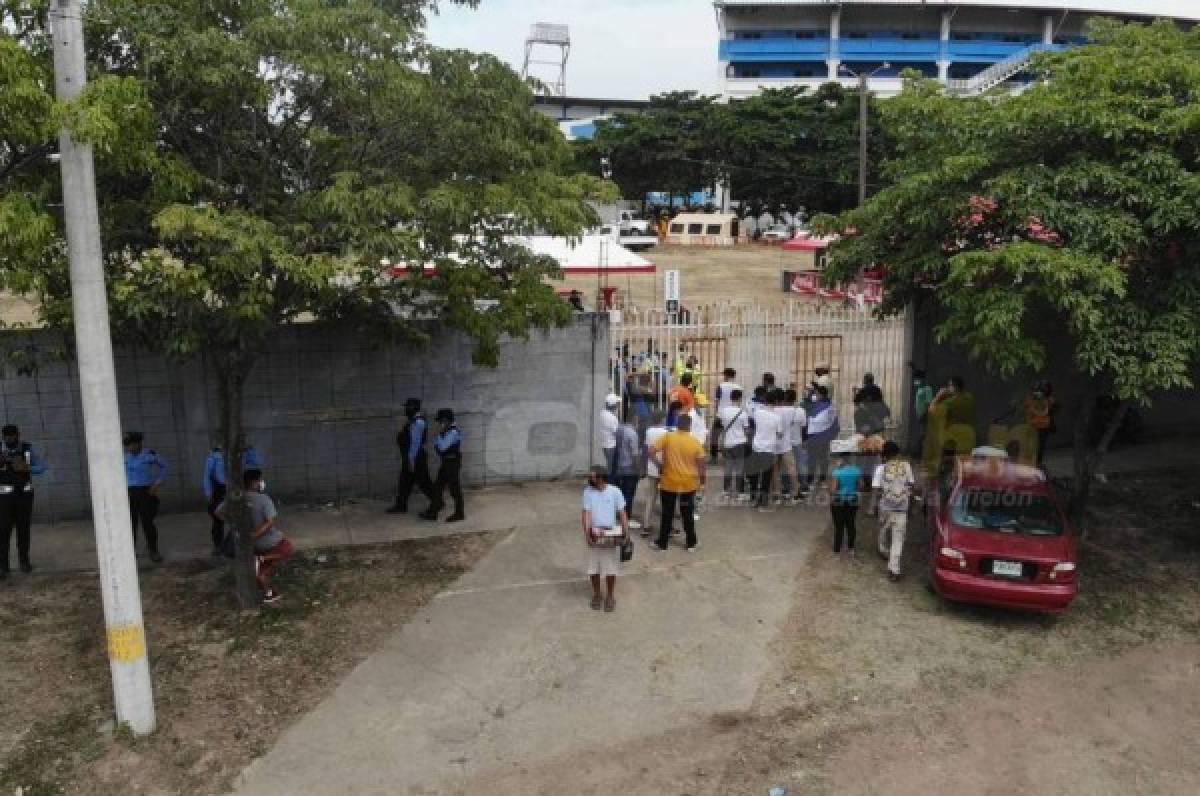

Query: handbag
left=620, top=536, right=634, bottom=562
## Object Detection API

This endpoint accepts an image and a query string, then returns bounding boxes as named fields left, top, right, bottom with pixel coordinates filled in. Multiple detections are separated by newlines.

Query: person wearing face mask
left=0, top=424, right=47, bottom=576
left=911, top=369, right=935, bottom=456
left=581, top=465, right=630, bottom=612
left=1024, top=380, right=1057, bottom=467
left=124, top=431, right=168, bottom=563
left=388, top=398, right=436, bottom=514
left=202, top=442, right=263, bottom=557
left=421, top=408, right=465, bottom=523
left=217, top=469, right=293, bottom=604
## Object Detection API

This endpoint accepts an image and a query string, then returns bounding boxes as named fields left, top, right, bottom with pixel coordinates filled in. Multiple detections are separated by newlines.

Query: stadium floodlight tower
left=522, top=22, right=571, bottom=97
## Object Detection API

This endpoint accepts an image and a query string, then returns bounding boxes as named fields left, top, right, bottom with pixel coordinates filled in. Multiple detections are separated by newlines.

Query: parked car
left=926, top=457, right=1078, bottom=613
left=762, top=223, right=792, bottom=242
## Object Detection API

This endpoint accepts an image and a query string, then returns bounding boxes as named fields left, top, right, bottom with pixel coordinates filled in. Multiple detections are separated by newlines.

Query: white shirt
left=600, top=409, right=619, bottom=449
left=718, top=405, right=749, bottom=448
left=714, top=381, right=743, bottom=414
left=644, top=426, right=668, bottom=477
left=687, top=409, right=708, bottom=446
left=791, top=406, right=808, bottom=444
left=751, top=408, right=782, bottom=453
left=872, top=460, right=916, bottom=513
left=774, top=406, right=795, bottom=453
left=582, top=484, right=626, bottom=529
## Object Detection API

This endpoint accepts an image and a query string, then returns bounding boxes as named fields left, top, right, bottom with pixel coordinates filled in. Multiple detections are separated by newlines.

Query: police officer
left=420, top=408, right=464, bottom=523
left=388, top=398, right=436, bottom=514
left=0, top=424, right=46, bottom=576
left=124, top=432, right=168, bottom=563
left=202, top=443, right=263, bottom=555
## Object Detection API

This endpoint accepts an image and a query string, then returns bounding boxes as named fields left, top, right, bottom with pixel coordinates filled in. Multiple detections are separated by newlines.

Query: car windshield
left=951, top=489, right=1063, bottom=536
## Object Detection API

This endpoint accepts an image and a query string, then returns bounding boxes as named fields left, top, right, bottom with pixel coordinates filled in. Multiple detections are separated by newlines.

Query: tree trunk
left=1069, top=381, right=1131, bottom=538
left=216, top=356, right=258, bottom=608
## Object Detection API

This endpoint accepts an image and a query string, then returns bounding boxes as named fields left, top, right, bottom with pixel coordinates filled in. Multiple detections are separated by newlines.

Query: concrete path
left=18, top=481, right=579, bottom=574
left=234, top=487, right=818, bottom=795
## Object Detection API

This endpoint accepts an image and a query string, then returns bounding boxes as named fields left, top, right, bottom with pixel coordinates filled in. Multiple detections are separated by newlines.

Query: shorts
left=585, top=544, right=620, bottom=577
left=258, top=538, right=295, bottom=559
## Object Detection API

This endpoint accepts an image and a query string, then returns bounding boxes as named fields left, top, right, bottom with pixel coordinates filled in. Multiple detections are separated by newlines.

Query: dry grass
left=0, top=533, right=499, bottom=796
left=550, top=243, right=812, bottom=312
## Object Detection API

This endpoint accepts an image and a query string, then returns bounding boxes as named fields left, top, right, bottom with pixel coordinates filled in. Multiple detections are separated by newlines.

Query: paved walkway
left=20, top=482, right=586, bottom=574
left=232, top=483, right=817, bottom=795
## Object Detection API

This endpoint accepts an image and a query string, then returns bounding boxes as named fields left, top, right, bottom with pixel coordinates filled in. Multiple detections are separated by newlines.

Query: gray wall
left=0, top=317, right=610, bottom=522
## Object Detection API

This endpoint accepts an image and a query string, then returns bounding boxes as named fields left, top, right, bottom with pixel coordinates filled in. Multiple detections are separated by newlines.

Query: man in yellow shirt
left=651, top=414, right=707, bottom=552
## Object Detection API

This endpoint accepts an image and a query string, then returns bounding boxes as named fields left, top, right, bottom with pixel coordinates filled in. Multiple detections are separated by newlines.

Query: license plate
left=993, top=560, right=1023, bottom=577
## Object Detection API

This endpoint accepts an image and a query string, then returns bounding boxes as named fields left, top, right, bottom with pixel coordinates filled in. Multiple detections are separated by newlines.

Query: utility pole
left=858, top=72, right=869, bottom=206
left=50, top=0, right=156, bottom=734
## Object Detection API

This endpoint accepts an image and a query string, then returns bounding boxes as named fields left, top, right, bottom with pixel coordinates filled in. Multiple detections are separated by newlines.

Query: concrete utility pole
left=857, top=72, right=869, bottom=206
left=840, top=62, right=888, bottom=206
left=50, top=0, right=156, bottom=734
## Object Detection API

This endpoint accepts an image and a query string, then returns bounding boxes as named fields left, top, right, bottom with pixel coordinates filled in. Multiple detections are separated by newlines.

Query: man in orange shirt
left=651, top=414, right=707, bottom=552
left=667, top=372, right=696, bottom=414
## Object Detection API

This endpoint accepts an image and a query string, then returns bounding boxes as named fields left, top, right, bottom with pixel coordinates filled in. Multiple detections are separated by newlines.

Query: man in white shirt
left=717, top=389, right=749, bottom=501
left=749, top=391, right=782, bottom=509
left=600, top=393, right=620, bottom=478
left=871, top=441, right=916, bottom=581
left=581, top=465, right=630, bottom=612
left=713, top=368, right=742, bottom=414
left=640, top=414, right=669, bottom=535
left=711, top=368, right=743, bottom=465
left=773, top=390, right=799, bottom=504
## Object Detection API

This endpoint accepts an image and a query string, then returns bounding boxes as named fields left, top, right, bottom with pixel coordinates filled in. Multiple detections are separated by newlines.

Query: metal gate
left=610, top=302, right=910, bottom=438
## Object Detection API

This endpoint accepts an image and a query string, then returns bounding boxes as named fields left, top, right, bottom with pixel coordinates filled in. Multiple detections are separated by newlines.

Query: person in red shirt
left=667, top=373, right=696, bottom=413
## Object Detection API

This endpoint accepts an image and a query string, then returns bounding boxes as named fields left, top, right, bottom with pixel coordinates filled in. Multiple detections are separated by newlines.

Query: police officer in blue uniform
left=388, top=398, right=436, bottom=514
left=124, top=432, right=168, bottom=563
left=420, top=408, right=464, bottom=523
left=202, top=444, right=263, bottom=555
left=0, top=424, right=46, bottom=576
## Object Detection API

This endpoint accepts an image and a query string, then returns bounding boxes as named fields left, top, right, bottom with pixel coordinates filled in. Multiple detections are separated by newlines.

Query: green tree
left=577, top=84, right=883, bottom=217
left=815, top=20, right=1200, bottom=521
left=576, top=91, right=718, bottom=208
left=2, top=0, right=606, bottom=604
left=714, top=84, right=878, bottom=216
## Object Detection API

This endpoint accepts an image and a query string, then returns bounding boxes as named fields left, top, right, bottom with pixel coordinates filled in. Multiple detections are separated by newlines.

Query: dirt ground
left=551, top=243, right=807, bottom=312
left=709, top=468, right=1200, bottom=794
left=0, top=533, right=498, bottom=796
left=704, top=467, right=1200, bottom=795
left=470, top=468, right=1200, bottom=796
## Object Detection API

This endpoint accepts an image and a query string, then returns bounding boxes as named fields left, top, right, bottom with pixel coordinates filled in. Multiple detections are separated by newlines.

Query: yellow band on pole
left=107, top=624, right=147, bottom=662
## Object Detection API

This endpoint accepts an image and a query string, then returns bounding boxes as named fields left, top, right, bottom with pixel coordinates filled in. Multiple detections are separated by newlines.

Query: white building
left=715, top=1, right=1200, bottom=98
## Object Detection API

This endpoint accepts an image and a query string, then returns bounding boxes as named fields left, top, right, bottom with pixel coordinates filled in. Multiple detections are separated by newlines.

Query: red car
left=927, top=458, right=1078, bottom=613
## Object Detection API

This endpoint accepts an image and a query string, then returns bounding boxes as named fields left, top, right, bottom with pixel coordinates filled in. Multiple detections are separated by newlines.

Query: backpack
left=880, top=461, right=911, bottom=508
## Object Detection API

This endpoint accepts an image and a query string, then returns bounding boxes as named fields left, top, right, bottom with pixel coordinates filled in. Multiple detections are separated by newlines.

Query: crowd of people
left=0, top=366, right=1058, bottom=609
left=584, top=360, right=1063, bottom=609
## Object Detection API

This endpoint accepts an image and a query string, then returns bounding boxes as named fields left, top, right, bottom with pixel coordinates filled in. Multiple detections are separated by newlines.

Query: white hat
left=604, top=393, right=620, bottom=407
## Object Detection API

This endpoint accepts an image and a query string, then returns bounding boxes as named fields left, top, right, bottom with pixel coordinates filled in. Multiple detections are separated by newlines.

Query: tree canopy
left=814, top=20, right=1200, bottom=512
left=576, top=84, right=876, bottom=215
left=1, top=0, right=608, bottom=603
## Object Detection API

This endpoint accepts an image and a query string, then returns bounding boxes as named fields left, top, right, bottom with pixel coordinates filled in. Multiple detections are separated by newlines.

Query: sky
left=424, top=0, right=720, bottom=100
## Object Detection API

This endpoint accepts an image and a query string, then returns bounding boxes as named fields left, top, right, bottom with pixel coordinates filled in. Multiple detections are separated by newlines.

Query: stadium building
left=715, top=1, right=1200, bottom=98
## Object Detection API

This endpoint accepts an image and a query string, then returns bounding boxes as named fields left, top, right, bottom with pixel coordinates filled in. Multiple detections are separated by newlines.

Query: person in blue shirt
left=828, top=455, right=864, bottom=556
left=419, top=408, right=464, bottom=523
left=0, top=424, right=47, bottom=576
left=388, top=398, right=436, bottom=514
left=202, top=444, right=263, bottom=555
left=124, top=431, right=168, bottom=563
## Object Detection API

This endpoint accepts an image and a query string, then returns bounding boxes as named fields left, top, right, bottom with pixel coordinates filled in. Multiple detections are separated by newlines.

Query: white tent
left=395, top=234, right=655, bottom=276
left=527, top=235, right=655, bottom=274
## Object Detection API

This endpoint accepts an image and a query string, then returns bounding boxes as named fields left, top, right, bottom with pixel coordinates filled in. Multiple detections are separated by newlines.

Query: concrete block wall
left=0, top=316, right=610, bottom=522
